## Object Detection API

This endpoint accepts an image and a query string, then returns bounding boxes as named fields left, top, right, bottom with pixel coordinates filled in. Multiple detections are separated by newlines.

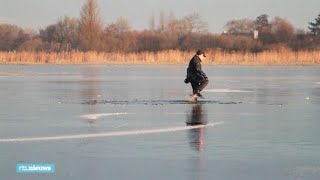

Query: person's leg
left=191, top=81, right=199, bottom=93
left=192, top=79, right=209, bottom=98
left=197, top=79, right=209, bottom=92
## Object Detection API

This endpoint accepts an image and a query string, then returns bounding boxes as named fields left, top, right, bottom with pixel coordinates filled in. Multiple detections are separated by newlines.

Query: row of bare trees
left=0, top=0, right=320, bottom=53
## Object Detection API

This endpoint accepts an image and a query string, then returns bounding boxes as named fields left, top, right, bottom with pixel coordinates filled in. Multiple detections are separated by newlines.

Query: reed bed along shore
left=0, top=50, right=320, bottom=65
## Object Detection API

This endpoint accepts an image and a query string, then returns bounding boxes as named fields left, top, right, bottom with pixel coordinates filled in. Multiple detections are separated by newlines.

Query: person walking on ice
left=184, top=49, right=209, bottom=99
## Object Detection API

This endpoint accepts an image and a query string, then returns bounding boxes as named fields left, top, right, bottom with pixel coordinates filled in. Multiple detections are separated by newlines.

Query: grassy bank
left=1, top=50, right=320, bottom=65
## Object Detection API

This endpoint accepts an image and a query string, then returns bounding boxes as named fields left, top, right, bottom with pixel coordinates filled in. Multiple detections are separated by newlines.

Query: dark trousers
left=191, top=79, right=209, bottom=93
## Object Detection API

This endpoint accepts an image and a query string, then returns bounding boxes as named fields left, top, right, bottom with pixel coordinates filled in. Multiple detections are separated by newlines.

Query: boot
left=193, top=90, right=204, bottom=99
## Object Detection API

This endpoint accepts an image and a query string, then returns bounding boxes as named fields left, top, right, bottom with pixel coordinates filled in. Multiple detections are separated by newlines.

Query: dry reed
left=0, top=50, right=320, bottom=65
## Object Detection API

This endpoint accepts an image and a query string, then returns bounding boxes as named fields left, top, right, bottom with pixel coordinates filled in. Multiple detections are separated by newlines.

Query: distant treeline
left=0, top=0, right=320, bottom=54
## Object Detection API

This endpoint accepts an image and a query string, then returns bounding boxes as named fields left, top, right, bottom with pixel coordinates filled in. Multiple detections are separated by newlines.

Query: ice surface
left=0, top=65, right=319, bottom=180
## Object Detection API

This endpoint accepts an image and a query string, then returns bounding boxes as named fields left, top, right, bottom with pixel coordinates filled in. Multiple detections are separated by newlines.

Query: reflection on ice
left=80, top=67, right=102, bottom=125
left=186, top=104, right=208, bottom=152
left=186, top=104, right=208, bottom=126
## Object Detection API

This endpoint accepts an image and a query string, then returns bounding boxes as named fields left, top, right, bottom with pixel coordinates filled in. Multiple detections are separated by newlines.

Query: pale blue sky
left=0, top=0, right=319, bottom=33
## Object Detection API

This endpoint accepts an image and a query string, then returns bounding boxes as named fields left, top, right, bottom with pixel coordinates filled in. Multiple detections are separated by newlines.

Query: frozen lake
left=0, top=65, right=320, bottom=180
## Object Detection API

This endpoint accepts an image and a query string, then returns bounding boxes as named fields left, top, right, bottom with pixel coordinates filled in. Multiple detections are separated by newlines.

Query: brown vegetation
left=1, top=49, right=319, bottom=65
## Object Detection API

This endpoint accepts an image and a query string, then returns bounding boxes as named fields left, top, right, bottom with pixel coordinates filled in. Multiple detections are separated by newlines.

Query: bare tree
left=0, top=24, right=26, bottom=51
left=78, top=0, right=104, bottom=51
left=55, top=16, right=79, bottom=51
left=39, top=16, right=79, bottom=51
left=40, top=24, right=56, bottom=43
left=106, top=17, right=131, bottom=34
left=156, top=10, right=178, bottom=32
left=165, top=11, right=178, bottom=32
left=159, top=10, right=166, bottom=31
left=177, top=12, right=208, bottom=34
left=224, top=18, right=255, bottom=34
left=149, top=13, right=156, bottom=31
left=271, top=17, right=294, bottom=43
left=18, top=37, right=43, bottom=51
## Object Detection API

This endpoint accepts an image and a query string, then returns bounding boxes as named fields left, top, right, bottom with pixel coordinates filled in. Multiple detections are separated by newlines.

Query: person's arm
left=195, top=61, right=207, bottom=79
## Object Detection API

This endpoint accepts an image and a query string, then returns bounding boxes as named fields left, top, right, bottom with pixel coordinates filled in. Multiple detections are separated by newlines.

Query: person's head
left=196, top=49, right=206, bottom=60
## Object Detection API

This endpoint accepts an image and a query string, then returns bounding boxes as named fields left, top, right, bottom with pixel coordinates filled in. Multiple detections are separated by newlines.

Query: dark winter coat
left=186, top=55, right=207, bottom=83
